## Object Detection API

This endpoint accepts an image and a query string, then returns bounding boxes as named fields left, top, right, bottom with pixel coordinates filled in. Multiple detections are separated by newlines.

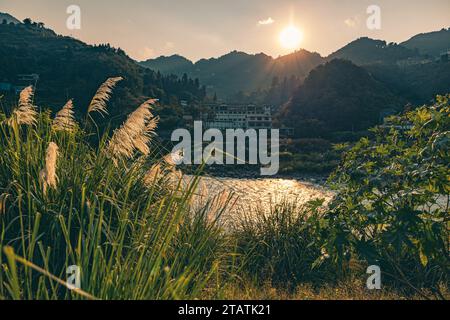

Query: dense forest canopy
left=366, top=61, right=450, bottom=105
left=279, top=59, right=406, bottom=137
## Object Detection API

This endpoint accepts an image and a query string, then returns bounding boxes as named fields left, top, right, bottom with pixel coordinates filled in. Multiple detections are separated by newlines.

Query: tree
left=182, top=73, right=188, bottom=85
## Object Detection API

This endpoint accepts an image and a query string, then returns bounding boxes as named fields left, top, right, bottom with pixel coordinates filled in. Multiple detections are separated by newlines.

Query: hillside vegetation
left=0, top=21, right=206, bottom=128
left=279, top=59, right=405, bottom=138
left=328, top=37, right=421, bottom=65
left=401, top=28, right=450, bottom=57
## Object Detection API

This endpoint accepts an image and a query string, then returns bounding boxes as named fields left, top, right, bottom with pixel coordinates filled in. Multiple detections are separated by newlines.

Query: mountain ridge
left=140, top=49, right=324, bottom=97
left=140, top=28, right=449, bottom=98
left=327, top=37, right=423, bottom=65
left=0, top=12, right=21, bottom=25
left=401, top=27, right=450, bottom=57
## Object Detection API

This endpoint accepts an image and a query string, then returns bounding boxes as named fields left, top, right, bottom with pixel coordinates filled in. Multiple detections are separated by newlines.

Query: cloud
left=344, top=17, right=359, bottom=28
left=136, top=46, right=156, bottom=61
left=165, top=42, right=175, bottom=49
left=195, top=33, right=224, bottom=47
left=344, top=18, right=356, bottom=28
left=258, top=17, right=275, bottom=26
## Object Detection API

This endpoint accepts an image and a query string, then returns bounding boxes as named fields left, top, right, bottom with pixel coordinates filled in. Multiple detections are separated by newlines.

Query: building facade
left=204, top=103, right=272, bottom=130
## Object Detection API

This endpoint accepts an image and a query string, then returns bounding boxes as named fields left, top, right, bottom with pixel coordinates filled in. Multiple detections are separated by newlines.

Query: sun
left=279, top=26, right=303, bottom=50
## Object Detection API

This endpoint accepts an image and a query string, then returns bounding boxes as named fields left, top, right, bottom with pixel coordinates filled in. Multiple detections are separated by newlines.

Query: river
left=190, top=176, right=334, bottom=223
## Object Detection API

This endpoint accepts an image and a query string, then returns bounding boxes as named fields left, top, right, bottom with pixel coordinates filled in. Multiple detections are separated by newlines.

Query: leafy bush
left=320, top=95, right=449, bottom=298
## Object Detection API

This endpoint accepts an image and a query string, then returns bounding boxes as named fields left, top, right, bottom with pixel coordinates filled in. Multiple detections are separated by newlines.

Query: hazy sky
left=1, top=0, right=449, bottom=61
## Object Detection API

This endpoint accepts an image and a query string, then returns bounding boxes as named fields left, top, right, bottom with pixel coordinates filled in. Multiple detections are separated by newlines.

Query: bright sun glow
left=279, top=26, right=303, bottom=50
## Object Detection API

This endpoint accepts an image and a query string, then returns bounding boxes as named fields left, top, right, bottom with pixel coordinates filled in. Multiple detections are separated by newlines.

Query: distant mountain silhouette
left=327, top=37, right=422, bottom=65
left=0, top=12, right=21, bottom=25
left=280, top=59, right=405, bottom=137
left=401, top=28, right=450, bottom=57
left=326, top=33, right=450, bottom=105
left=141, top=54, right=194, bottom=75
left=141, top=29, right=449, bottom=99
left=141, top=49, right=324, bottom=97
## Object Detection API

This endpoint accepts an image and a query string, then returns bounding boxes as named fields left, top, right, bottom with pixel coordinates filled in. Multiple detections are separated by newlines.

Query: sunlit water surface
left=188, top=176, right=334, bottom=223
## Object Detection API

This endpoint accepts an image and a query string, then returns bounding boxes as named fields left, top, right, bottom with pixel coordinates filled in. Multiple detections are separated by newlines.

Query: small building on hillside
left=204, top=103, right=272, bottom=130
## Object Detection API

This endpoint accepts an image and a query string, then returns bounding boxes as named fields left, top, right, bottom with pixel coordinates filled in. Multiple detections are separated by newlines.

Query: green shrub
left=320, top=95, right=450, bottom=298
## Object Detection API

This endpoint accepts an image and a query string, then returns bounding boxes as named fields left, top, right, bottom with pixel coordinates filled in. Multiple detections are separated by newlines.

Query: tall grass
left=0, top=83, right=228, bottom=300
left=231, top=199, right=337, bottom=291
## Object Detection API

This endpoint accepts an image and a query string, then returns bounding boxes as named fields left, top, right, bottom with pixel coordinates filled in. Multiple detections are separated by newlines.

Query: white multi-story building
left=204, top=104, right=272, bottom=130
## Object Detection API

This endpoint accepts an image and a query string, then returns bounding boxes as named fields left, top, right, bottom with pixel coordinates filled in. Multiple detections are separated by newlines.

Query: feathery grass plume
left=143, top=163, right=162, bottom=186
left=87, top=77, right=123, bottom=116
left=8, top=86, right=38, bottom=126
left=161, top=150, right=185, bottom=191
left=167, top=169, right=184, bottom=191
left=53, top=100, right=77, bottom=132
left=107, top=99, right=158, bottom=161
left=39, top=142, right=59, bottom=195
left=133, top=115, right=159, bottom=154
left=163, top=150, right=183, bottom=167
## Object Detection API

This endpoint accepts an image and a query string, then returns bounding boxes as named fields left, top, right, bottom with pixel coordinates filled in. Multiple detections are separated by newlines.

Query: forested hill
left=323, top=35, right=450, bottom=107
left=280, top=59, right=405, bottom=138
left=140, top=49, right=324, bottom=98
left=0, top=20, right=206, bottom=125
left=401, top=28, right=450, bottom=57
left=328, top=37, right=422, bottom=65
left=141, top=55, right=194, bottom=75
left=328, top=29, right=450, bottom=65
left=0, top=12, right=21, bottom=24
